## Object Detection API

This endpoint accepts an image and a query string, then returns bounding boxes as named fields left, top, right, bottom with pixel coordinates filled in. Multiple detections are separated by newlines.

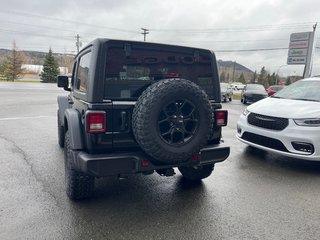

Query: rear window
left=104, top=46, right=215, bottom=99
left=247, top=84, right=265, bottom=90
left=271, top=85, right=284, bottom=91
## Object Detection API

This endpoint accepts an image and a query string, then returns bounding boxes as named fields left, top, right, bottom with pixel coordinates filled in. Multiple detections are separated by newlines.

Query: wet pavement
left=0, top=82, right=320, bottom=240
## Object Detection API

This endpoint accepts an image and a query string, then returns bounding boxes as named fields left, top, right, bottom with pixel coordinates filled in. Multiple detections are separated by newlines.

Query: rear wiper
left=271, top=95, right=282, bottom=98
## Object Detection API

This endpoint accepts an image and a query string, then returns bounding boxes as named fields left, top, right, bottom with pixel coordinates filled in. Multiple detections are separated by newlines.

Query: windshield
left=104, top=46, right=215, bottom=99
left=246, top=84, right=265, bottom=91
left=273, top=80, right=320, bottom=101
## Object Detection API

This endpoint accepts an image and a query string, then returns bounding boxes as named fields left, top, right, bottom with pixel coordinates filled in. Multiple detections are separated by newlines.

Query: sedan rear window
left=246, top=84, right=265, bottom=90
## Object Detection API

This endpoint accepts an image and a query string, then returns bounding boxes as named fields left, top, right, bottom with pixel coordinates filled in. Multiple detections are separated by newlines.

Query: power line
left=0, top=45, right=76, bottom=54
left=214, top=47, right=289, bottom=53
left=150, top=22, right=316, bottom=33
left=0, top=27, right=74, bottom=40
left=0, top=19, right=295, bottom=44
left=0, top=9, right=139, bottom=34
left=1, top=9, right=316, bottom=36
left=160, top=38, right=291, bottom=43
left=0, top=11, right=318, bottom=56
left=0, top=20, right=103, bottom=37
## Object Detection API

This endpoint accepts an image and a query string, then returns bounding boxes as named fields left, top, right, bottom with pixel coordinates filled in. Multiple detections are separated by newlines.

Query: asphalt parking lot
left=0, top=82, right=320, bottom=240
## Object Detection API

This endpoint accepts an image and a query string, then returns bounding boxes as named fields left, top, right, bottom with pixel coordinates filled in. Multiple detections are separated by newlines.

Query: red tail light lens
left=86, top=111, right=106, bottom=133
left=141, top=159, right=149, bottom=167
left=215, top=110, right=228, bottom=127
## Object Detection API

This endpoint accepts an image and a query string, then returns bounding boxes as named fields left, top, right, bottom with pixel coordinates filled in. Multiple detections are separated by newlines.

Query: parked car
left=237, top=77, right=320, bottom=161
left=220, top=82, right=233, bottom=102
left=241, top=84, right=267, bottom=104
left=266, top=85, right=285, bottom=96
left=230, top=82, right=246, bottom=91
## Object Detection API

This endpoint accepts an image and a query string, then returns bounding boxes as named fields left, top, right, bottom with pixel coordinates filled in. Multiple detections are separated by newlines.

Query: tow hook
left=156, top=168, right=176, bottom=177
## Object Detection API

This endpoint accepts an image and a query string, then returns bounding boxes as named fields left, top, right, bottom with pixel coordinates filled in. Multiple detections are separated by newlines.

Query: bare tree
left=2, top=41, right=25, bottom=81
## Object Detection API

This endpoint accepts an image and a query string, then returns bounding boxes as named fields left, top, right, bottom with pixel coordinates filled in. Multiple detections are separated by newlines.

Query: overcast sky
left=1, top=0, right=320, bottom=76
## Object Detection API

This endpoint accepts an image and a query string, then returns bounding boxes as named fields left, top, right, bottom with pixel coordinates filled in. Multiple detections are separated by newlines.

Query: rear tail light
left=141, top=159, right=150, bottom=167
left=215, top=110, right=228, bottom=127
left=85, top=111, right=106, bottom=133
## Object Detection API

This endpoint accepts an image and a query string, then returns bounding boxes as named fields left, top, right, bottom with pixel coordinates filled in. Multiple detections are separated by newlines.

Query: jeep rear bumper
left=72, top=143, right=230, bottom=177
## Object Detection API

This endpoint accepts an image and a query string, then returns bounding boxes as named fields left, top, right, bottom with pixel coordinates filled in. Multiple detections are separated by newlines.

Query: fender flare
left=57, top=95, right=69, bottom=127
left=64, top=108, right=84, bottom=150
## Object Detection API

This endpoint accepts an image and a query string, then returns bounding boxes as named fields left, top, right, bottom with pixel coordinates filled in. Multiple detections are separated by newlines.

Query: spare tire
left=132, top=79, right=213, bottom=164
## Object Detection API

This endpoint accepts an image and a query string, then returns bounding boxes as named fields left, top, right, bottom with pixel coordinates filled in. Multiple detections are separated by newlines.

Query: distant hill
left=0, top=49, right=254, bottom=81
left=217, top=60, right=253, bottom=82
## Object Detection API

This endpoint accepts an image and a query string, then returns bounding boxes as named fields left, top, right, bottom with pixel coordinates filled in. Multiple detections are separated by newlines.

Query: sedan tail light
left=215, top=110, right=228, bottom=127
left=86, top=111, right=106, bottom=133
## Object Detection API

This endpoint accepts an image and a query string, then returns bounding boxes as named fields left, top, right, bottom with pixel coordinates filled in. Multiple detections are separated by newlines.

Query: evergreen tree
left=251, top=71, right=257, bottom=83
left=0, top=64, right=5, bottom=80
left=226, top=73, right=230, bottom=82
left=285, top=77, right=292, bottom=85
left=258, top=66, right=267, bottom=85
left=238, top=72, right=245, bottom=84
left=41, top=48, right=60, bottom=83
left=2, top=41, right=24, bottom=81
left=269, top=72, right=277, bottom=85
left=220, top=71, right=226, bottom=82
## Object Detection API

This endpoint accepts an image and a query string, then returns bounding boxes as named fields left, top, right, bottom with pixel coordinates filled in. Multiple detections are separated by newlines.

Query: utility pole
left=303, top=23, right=317, bottom=78
left=232, top=61, right=236, bottom=82
left=276, top=65, right=287, bottom=85
left=75, top=34, right=81, bottom=53
left=141, top=28, right=149, bottom=42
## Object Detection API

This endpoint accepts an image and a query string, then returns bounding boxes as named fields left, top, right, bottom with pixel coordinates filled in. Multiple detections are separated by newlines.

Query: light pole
left=276, top=65, right=287, bottom=85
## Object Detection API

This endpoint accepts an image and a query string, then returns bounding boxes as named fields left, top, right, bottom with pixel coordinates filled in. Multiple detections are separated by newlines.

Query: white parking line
left=0, top=116, right=54, bottom=121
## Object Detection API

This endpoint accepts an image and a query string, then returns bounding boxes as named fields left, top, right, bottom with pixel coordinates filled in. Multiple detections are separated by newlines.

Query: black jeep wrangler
left=57, top=39, right=230, bottom=200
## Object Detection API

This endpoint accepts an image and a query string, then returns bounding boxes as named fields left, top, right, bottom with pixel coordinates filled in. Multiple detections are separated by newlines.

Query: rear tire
left=243, top=97, right=247, bottom=104
left=178, top=164, right=214, bottom=181
left=64, top=130, right=94, bottom=200
left=132, top=79, right=213, bottom=164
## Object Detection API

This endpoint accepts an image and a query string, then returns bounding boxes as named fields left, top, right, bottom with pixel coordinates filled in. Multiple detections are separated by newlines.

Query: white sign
left=287, top=31, right=312, bottom=65
left=290, top=32, right=310, bottom=42
left=287, top=56, right=307, bottom=64
left=288, top=48, right=308, bottom=57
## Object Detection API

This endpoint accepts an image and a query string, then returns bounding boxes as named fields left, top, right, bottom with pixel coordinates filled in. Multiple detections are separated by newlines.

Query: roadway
left=0, top=82, right=319, bottom=240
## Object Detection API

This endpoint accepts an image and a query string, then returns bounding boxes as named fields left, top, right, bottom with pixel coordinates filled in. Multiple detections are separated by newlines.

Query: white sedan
left=237, top=77, right=320, bottom=161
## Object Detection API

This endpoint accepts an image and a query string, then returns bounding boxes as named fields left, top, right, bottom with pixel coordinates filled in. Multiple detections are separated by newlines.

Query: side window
left=75, top=51, right=92, bottom=93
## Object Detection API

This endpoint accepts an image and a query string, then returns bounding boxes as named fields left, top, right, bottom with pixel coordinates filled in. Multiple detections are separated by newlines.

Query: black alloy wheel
left=158, top=99, right=199, bottom=146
